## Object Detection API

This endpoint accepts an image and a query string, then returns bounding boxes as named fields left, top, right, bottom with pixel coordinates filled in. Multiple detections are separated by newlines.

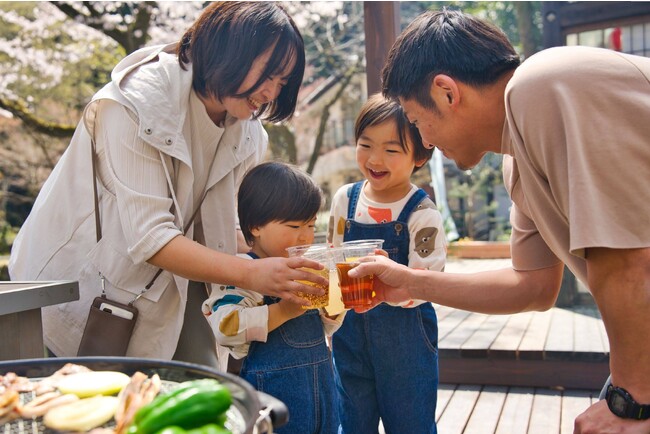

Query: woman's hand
left=347, top=255, right=413, bottom=312
left=245, top=257, right=328, bottom=306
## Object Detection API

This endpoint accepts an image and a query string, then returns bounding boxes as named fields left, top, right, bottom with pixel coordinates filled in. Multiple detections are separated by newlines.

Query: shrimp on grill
left=114, top=372, right=161, bottom=434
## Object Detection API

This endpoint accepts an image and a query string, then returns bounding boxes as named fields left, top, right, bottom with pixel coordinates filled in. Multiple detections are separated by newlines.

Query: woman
left=9, top=2, right=326, bottom=366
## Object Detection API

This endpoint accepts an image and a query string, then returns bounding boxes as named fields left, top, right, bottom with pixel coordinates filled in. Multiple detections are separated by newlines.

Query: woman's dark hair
left=178, top=2, right=305, bottom=123
left=238, top=161, right=323, bottom=246
left=382, top=9, right=520, bottom=110
left=355, top=94, right=432, bottom=173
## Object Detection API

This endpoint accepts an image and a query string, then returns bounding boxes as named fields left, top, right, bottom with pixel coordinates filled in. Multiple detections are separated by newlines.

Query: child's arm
left=408, top=197, right=447, bottom=273
left=327, top=185, right=352, bottom=246
left=389, top=197, right=446, bottom=308
left=267, top=299, right=306, bottom=332
left=202, top=282, right=267, bottom=360
left=203, top=281, right=306, bottom=352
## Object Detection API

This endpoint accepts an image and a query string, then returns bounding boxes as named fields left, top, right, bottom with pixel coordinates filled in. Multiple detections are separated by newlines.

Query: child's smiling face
left=356, top=119, right=426, bottom=203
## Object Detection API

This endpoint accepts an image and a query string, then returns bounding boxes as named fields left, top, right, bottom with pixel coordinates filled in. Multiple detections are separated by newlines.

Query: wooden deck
left=421, top=258, right=608, bottom=433
left=436, top=385, right=599, bottom=434
left=438, top=258, right=609, bottom=390
left=436, top=303, right=610, bottom=390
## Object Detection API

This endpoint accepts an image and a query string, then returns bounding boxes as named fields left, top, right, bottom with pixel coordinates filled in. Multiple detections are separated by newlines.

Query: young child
left=203, top=161, right=342, bottom=434
left=327, top=94, right=446, bottom=434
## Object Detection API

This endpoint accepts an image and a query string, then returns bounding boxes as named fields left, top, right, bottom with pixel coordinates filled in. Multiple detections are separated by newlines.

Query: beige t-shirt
left=502, top=46, right=650, bottom=283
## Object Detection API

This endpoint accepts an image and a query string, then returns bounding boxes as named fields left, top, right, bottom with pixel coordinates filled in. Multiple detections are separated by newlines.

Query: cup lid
left=341, top=239, right=384, bottom=248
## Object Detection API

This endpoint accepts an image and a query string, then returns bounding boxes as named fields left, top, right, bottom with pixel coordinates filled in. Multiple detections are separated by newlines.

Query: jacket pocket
left=87, top=237, right=171, bottom=303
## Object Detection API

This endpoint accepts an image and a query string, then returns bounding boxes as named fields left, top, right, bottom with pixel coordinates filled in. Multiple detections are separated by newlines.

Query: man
left=351, top=9, right=650, bottom=434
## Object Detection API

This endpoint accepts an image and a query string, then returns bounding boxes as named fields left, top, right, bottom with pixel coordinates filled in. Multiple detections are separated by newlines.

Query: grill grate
left=3, top=379, right=245, bottom=434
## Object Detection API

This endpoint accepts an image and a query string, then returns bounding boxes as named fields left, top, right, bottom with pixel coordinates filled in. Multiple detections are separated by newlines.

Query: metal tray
left=0, top=357, right=288, bottom=434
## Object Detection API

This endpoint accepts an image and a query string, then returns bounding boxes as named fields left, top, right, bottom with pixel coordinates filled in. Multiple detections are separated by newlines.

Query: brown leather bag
left=77, top=296, right=139, bottom=356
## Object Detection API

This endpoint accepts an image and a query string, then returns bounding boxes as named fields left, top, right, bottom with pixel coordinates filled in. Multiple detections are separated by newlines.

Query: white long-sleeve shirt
left=328, top=182, right=447, bottom=307
left=202, top=254, right=345, bottom=365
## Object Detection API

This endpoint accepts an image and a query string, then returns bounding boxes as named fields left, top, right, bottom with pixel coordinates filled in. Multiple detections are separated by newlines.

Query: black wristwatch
left=606, top=384, right=650, bottom=420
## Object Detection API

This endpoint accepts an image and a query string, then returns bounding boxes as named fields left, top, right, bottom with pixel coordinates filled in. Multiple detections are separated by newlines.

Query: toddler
left=204, top=161, right=343, bottom=434
left=327, top=94, right=446, bottom=434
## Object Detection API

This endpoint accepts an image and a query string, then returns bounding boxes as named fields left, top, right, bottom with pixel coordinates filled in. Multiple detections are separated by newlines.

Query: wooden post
left=363, top=2, right=400, bottom=96
left=542, top=1, right=564, bottom=48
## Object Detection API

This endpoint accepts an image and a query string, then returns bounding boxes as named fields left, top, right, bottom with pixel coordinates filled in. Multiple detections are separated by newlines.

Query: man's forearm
left=587, top=247, right=650, bottom=403
left=407, top=262, right=564, bottom=314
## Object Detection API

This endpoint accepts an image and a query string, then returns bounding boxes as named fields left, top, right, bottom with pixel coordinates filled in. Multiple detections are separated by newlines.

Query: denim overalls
left=332, top=181, right=439, bottom=434
left=240, top=254, right=339, bottom=434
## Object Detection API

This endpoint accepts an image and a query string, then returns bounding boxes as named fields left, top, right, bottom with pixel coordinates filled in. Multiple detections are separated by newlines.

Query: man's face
left=400, top=97, right=486, bottom=170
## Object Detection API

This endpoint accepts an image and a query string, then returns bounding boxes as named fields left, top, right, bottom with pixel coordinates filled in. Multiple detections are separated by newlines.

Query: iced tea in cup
left=335, top=245, right=376, bottom=309
left=286, top=244, right=330, bottom=309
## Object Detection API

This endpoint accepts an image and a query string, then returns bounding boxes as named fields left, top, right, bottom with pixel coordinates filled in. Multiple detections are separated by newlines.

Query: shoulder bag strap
left=90, top=122, right=210, bottom=305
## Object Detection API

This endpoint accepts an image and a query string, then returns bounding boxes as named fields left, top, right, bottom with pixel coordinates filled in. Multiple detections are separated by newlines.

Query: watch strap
left=606, top=384, right=650, bottom=420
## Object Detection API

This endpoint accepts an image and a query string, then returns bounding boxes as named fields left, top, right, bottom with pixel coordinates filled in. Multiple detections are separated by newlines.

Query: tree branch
left=306, top=61, right=361, bottom=174
left=0, top=98, right=75, bottom=138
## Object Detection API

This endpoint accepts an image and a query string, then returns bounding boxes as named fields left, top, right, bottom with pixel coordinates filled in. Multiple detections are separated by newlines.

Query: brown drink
left=336, top=262, right=373, bottom=308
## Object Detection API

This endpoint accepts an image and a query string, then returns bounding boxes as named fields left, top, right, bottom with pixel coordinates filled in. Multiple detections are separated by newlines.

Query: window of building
left=566, top=22, right=650, bottom=56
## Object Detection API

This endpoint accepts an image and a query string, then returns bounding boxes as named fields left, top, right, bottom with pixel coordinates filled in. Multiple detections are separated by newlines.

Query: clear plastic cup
left=341, top=239, right=384, bottom=261
left=341, top=239, right=384, bottom=249
left=331, top=245, right=375, bottom=309
left=286, top=244, right=330, bottom=309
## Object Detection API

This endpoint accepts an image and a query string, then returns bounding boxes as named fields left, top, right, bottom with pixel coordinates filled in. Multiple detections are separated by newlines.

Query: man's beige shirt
left=502, top=46, right=650, bottom=283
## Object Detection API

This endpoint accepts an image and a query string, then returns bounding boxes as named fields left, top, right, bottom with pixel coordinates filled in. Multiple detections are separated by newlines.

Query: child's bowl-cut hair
left=238, top=161, right=323, bottom=246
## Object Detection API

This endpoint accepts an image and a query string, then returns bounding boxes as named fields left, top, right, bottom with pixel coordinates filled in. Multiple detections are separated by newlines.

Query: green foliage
left=400, top=1, right=543, bottom=55
left=0, top=224, right=17, bottom=255
left=1, top=1, right=38, bottom=19
left=447, top=153, right=510, bottom=241
left=264, top=123, right=297, bottom=164
left=0, top=3, right=123, bottom=123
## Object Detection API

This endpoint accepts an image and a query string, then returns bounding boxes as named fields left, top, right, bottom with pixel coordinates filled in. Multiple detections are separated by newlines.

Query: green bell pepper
left=155, top=424, right=231, bottom=434
left=129, top=379, right=232, bottom=434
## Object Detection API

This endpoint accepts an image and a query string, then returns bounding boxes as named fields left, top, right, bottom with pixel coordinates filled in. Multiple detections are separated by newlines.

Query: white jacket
left=9, top=43, right=267, bottom=358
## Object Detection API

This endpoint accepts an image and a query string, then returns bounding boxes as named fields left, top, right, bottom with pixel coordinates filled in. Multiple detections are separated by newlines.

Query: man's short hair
left=382, top=9, right=520, bottom=109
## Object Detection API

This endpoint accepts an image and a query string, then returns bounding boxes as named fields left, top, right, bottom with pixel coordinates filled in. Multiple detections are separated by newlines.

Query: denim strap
left=346, top=181, right=364, bottom=220
left=396, top=188, right=428, bottom=223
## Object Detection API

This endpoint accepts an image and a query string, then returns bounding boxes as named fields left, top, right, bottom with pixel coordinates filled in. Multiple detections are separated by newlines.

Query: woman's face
left=203, top=46, right=296, bottom=124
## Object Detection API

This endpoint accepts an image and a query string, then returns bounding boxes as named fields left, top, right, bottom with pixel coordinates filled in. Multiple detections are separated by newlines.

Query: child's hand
left=278, top=298, right=307, bottom=319
left=268, top=298, right=308, bottom=332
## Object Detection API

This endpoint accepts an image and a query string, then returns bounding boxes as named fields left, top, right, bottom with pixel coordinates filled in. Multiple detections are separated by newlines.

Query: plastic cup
left=325, top=267, right=346, bottom=316
left=340, top=239, right=384, bottom=262
left=332, top=245, right=375, bottom=309
left=341, top=239, right=384, bottom=249
left=286, top=244, right=330, bottom=309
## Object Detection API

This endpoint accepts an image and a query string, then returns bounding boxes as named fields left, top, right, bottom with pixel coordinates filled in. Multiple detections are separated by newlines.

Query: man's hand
left=245, top=256, right=327, bottom=306
left=347, top=255, right=412, bottom=312
left=574, top=400, right=650, bottom=433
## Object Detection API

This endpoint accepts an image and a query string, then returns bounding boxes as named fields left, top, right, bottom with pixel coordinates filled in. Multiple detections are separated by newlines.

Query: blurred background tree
left=0, top=1, right=544, bottom=255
